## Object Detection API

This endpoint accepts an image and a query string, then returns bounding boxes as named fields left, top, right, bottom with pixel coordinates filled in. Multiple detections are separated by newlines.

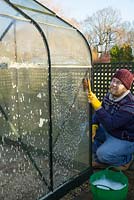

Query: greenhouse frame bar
left=0, top=0, right=93, bottom=199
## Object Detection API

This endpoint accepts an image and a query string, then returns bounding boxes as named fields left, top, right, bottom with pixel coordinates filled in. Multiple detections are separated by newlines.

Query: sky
left=54, top=0, right=134, bottom=22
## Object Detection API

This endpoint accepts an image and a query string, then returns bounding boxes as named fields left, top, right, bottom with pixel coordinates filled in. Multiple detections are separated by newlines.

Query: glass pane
left=0, top=1, right=50, bottom=199
left=11, top=0, right=73, bottom=28
left=10, top=0, right=53, bottom=16
left=45, top=26, right=91, bottom=65
left=10, top=0, right=91, bottom=66
left=52, top=67, right=90, bottom=189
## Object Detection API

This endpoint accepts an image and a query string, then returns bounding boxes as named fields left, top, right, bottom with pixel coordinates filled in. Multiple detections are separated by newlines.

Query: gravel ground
left=1, top=142, right=134, bottom=200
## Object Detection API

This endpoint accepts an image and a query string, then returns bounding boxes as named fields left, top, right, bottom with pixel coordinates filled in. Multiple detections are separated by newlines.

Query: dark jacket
left=93, top=91, right=134, bottom=141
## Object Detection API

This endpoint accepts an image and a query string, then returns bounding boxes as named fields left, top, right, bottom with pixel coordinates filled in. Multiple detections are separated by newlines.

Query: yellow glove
left=88, top=91, right=102, bottom=110
left=86, top=124, right=98, bottom=142
left=87, top=79, right=102, bottom=110
left=92, top=124, right=98, bottom=142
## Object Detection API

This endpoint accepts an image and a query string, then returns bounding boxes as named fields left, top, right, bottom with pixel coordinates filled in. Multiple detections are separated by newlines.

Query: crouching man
left=88, top=69, right=134, bottom=170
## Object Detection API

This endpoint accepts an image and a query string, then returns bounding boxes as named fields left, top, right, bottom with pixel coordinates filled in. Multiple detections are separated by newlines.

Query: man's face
left=109, top=77, right=127, bottom=97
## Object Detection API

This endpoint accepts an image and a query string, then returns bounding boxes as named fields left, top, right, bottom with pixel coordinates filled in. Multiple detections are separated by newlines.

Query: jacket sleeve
left=95, top=105, right=134, bottom=131
left=92, top=112, right=100, bottom=125
left=92, top=97, right=106, bottom=125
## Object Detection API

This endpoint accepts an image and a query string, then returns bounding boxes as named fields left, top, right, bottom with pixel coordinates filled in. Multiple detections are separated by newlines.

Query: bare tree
left=82, top=7, right=122, bottom=55
left=121, top=21, right=134, bottom=51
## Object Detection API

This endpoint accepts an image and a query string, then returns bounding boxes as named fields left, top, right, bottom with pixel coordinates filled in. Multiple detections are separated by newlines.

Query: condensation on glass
left=0, top=0, right=92, bottom=199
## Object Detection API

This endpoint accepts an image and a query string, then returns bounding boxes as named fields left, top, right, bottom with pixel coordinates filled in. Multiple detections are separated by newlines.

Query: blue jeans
left=93, top=125, right=134, bottom=166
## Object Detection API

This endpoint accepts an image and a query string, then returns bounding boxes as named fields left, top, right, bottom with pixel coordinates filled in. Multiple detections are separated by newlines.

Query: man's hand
left=87, top=79, right=102, bottom=110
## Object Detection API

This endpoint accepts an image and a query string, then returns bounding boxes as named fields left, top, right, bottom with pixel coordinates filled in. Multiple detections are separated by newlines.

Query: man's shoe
left=92, top=161, right=108, bottom=169
left=114, top=159, right=133, bottom=171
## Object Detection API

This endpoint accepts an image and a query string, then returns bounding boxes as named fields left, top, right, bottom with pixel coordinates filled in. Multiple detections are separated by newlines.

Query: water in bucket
left=92, top=175, right=126, bottom=190
left=90, top=167, right=128, bottom=200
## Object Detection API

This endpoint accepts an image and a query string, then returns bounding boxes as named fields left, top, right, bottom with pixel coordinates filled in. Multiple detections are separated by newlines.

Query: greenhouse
left=0, top=0, right=92, bottom=199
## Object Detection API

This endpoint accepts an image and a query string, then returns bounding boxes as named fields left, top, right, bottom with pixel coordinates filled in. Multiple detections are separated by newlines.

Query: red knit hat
left=113, top=69, right=134, bottom=89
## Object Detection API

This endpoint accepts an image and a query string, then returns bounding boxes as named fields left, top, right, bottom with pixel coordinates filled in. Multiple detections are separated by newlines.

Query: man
left=88, top=68, right=134, bottom=170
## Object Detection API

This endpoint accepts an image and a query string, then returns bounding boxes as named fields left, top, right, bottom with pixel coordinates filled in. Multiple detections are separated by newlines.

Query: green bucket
left=89, top=167, right=128, bottom=200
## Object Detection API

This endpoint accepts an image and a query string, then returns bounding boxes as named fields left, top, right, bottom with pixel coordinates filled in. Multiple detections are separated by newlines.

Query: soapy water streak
left=52, top=71, right=90, bottom=170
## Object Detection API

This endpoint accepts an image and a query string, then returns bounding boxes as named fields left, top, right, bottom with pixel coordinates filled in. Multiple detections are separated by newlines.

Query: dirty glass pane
left=0, top=1, right=50, bottom=199
left=52, top=67, right=90, bottom=189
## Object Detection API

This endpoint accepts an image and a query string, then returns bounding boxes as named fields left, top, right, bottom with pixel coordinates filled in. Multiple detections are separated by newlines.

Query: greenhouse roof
left=0, top=0, right=92, bottom=66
